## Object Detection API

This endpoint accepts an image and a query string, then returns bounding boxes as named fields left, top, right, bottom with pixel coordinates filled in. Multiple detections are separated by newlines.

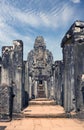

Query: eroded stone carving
left=28, top=36, right=54, bottom=99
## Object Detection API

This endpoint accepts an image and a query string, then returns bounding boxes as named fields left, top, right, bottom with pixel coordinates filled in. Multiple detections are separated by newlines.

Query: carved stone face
left=36, top=47, right=44, bottom=61
left=34, top=36, right=46, bottom=49
left=35, top=36, right=44, bottom=43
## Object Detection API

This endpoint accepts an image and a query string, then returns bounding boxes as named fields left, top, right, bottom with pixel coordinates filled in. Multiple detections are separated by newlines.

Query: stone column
left=24, top=61, right=29, bottom=105
left=24, top=61, right=28, bottom=93
left=63, top=45, right=70, bottom=112
left=34, top=81, right=37, bottom=98
left=63, top=44, right=76, bottom=112
left=12, top=40, right=23, bottom=113
left=29, top=76, right=32, bottom=99
left=44, top=81, right=48, bottom=98
left=50, top=76, right=55, bottom=99
left=70, top=45, right=76, bottom=111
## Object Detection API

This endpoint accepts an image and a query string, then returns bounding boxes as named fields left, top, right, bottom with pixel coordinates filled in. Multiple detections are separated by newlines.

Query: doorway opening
left=37, top=80, right=45, bottom=98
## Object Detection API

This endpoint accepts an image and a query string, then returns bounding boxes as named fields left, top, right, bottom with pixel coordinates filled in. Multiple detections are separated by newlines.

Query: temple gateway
left=0, top=21, right=84, bottom=121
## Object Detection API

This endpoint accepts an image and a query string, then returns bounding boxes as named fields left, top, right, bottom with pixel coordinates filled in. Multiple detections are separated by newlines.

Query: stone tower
left=27, top=36, right=54, bottom=99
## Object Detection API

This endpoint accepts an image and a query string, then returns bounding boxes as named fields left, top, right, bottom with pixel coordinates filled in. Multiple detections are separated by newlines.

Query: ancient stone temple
left=0, top=21, right=84, bottom=121
left=61, top=20, right=84, bottom=112
left=27, top=36, right=54, bottom=99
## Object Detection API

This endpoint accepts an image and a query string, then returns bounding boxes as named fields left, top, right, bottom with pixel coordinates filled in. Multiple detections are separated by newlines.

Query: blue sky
left=0, top=0, right=84, bottom=60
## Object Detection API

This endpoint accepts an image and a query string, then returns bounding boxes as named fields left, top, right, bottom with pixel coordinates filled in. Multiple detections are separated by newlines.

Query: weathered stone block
left=1, top=46, right=13, bottom=85
left=0, top=85, right=13, bottom=121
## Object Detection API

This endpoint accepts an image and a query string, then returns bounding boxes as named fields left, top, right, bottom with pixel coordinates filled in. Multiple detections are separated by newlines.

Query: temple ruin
left=0, top=21, right=84, bottom=121
left=61, top=20, right=84, bottom=112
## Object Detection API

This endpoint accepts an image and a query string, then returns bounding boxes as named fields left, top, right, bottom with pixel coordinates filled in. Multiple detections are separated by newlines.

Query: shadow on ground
left=71, top=111, right=84, bottom=121
left=0, top=126, right=6, bottom=130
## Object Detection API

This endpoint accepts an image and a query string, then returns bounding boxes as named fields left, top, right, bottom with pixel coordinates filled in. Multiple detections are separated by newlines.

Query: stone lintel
left=61, top=20, right=84, bottom=47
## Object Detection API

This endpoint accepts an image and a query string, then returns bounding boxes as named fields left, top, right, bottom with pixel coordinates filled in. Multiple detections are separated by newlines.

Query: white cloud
left=0, top=1, right=76, bottom=29
left=14, top=5, right=75, bottom=29
left=0, top=19, right=33, bottom=59
left=0, top=0, right=78, bottom=60
left=61, top=5, right=75, bottom=24
left=70, top=0, right=80, bottom=3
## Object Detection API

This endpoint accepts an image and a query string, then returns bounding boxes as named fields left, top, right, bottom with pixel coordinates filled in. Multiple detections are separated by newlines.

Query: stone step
left=29, top=99, right=56, bottom=105
left=31, top=98, right=51, bottom=101
left=12, top=112, right=71, bottom=119
left=29, top=101, right=56, bottom=105
left=23, top=113, right=67, bottom=118
left=22, top=105, right=67, bottom=118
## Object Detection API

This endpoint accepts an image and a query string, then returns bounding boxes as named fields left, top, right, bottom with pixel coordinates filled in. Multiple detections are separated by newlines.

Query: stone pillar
left=12, top=40, right=23, bottom=113
left=34, top=81, right=37, bottom=98
left=70, top=45, right=76, bottom=111
left=63, top=45, right=70, bottom=112
left=50, top=76, right=55, bottom=99
left=63, top=44, right=76, bottom=112
left=24, top=61, right=29, bottom=105
left=29, top=76, right=32, bottom=99
left=44, top=81, right=48, bottom=98
left=54, top=61, right=63, bottom=105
